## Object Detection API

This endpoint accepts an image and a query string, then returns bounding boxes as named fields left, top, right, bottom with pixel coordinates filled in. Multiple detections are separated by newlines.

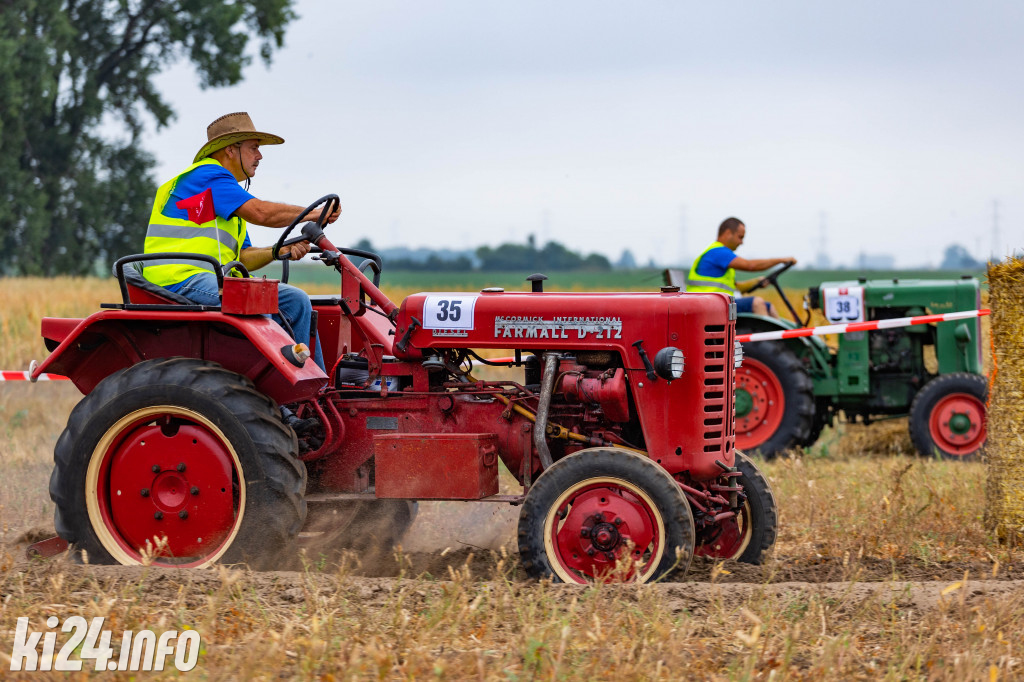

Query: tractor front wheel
left=518, top=448, right=695, bottom=583
left=49, top=358, right=307, bottom=568
left=694, top=452, right=778, bottom=564
left=734, top=340, right=814, bottom=458
left=909, top=373, right=987, bottom=460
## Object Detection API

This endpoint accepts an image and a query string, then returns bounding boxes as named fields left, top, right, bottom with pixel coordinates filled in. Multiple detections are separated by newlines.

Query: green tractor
left=668, top=265, right=987, bottom=460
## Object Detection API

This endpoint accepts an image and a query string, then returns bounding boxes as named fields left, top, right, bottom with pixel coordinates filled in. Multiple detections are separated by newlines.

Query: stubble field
left=0, top=276, right=1021, bottom=680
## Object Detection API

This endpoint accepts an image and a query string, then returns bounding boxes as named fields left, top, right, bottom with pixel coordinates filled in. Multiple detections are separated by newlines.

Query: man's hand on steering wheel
left=281, top=240, right=312, bottom=261
left=322, top=205, right=341, bottom=224
left=748, top=257, right=797, bottom=292
left=273, top=195, right=341, bottom=262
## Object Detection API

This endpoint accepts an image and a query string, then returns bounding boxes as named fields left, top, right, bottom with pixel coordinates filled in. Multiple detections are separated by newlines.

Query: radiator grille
left=701, top=321, right=736, bottom=457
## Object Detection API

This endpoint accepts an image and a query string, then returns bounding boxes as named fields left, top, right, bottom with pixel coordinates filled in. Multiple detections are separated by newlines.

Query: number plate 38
left=822, top=286, right=865, bottom=323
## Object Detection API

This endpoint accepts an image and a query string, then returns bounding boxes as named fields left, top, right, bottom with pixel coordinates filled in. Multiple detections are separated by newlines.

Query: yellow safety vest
left=686, top=241, right=737, bottom=294
left=142, top=158, right=248, bottom=287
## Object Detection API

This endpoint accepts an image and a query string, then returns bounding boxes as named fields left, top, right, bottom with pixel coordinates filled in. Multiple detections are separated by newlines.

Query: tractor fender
left=32, top=309, right=327, bottom=403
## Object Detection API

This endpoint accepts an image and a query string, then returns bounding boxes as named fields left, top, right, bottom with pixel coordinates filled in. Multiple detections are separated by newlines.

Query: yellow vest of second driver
left=142, top=158, right=248, bottom=287
left=686, top=241, right=737, bottom=294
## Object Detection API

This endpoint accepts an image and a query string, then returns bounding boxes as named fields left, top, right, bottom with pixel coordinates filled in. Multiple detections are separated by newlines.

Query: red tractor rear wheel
left=50, top=358, right=306, bottom=568
left=909, top=373, right=987, bottom=460
left=518, top=448, right=694, bottom=583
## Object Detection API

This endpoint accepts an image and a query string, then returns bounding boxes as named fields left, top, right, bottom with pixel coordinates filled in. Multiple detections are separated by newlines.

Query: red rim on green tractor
left=86, top=407, right=243, bottom=567
left=734, top=358, right=785, bottom=451
left=543, top=477, right=665, bottom=583
left=928, top=392, right=986, bottom=457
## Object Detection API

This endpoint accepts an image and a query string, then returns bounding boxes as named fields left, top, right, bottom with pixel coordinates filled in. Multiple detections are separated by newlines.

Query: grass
left=0, top=274, right=1018, bottom=680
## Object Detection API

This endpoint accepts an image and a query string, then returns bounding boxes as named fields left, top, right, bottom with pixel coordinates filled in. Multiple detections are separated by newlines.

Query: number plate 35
left=422, top=294, right=479, bottom=330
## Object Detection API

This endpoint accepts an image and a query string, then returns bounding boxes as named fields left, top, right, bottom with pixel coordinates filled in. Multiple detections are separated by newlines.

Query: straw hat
left=193, top=112, right=285, bottom=163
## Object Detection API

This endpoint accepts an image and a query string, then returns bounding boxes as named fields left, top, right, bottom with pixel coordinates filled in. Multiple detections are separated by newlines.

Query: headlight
left=653, top=347, right=684, bottom=380
left=734, top=339, right=744, bottom=369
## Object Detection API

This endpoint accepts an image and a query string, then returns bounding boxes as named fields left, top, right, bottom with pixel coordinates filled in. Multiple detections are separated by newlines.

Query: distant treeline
left=353, top=236, right=612, bottom=272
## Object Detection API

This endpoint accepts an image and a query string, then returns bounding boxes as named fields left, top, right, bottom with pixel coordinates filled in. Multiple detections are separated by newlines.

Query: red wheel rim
left=735, top=357, right=785, bottom=450
left=543, top=477, right=665, bottom=583
left=694, top=504, right=751, bottom=560
left=86, top=407, right=243, bottom=567
left=928, top=392, right=986, bottom=456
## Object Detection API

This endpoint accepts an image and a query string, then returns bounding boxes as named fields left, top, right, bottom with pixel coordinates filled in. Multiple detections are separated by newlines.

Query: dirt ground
left=7, top=543, right=1024, bottom=623
left=9, top=498, right=1024, bottom=616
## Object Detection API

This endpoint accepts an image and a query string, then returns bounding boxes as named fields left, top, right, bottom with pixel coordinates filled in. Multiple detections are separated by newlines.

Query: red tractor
left=33, top=197, right=777, bottom=583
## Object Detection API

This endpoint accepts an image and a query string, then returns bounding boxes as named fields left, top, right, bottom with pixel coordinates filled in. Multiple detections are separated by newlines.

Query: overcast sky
left=148, top=0, right=1024, bottom=268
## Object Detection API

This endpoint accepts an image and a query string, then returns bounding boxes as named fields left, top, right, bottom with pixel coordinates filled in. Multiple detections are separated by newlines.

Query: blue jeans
left=175, top=273, right=326, bottom=371
left=735, top=296, right=775, bottom=316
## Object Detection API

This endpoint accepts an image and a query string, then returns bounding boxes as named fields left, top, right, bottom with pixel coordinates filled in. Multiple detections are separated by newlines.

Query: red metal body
left=34, top=309, right=326, bottom=402
left=374, top=433, right=499, bottom=499
left=221, top=277, right=279, bottom=315
left=38, top=246, right=745, bottom=573
left=389, top=291, right=736, bottom=480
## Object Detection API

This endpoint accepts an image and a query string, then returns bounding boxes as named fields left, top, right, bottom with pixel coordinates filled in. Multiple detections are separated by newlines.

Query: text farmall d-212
left=33, top=197, right=775, bottom=582
left=725, top=263, right=987, bottom=460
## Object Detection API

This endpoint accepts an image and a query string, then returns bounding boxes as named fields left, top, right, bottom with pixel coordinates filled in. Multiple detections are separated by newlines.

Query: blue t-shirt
left=694, top=245, right=738, bottom=278
left=163, top=164, right=254, bottom=292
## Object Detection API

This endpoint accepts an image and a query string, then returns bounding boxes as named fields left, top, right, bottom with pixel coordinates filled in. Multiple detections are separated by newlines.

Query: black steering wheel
left=749, top=260, right=796, bottom=292
left=272, top=194, right=340, bottom=261
left=272, top=194, right=340, bottom=284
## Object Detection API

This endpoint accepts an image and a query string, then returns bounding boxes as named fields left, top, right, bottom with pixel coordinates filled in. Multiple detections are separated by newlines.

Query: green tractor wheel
left=909, top=373, right=987, bottom=460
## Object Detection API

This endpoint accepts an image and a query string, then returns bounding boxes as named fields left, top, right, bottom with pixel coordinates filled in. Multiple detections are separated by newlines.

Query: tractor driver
left=142, top=111, right=339, bottom=372
left=686, top=217, right=796, bottom=318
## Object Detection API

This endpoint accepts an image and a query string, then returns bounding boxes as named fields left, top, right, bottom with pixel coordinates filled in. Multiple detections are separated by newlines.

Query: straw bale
left=841, top=419, right=913, bottom=455
left=985, top=257, right=1024, bottom=543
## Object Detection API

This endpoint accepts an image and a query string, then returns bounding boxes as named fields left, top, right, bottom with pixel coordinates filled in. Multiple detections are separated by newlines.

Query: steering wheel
left=272, top=194, right=340, bottom=262
left=749, top=260, right=795, bottom=292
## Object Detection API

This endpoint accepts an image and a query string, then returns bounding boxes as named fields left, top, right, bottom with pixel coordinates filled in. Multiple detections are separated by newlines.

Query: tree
left=0, top=0, right=297, bottom=276
left=939, top=244, right=982, bottom=271
left=475, top=239, right=611, bottom=272
left=616, top=249, right=637, bottom=269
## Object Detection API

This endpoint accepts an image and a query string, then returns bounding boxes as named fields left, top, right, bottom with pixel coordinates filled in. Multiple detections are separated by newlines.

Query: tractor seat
left=118, top=262, right=194, bottom=306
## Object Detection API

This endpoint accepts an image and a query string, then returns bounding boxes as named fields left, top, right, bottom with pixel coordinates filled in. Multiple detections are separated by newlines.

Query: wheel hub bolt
left=594, top=512, right=604, bottom=522
left=613, top=517, right=622, bottom=526
left=140, top=488, right=150, bottom=498
left=178, top=510, right=188, bottom=520
left=580, top=527, right=590, bottom=538
left=190, top=486, right=200, bottom=496
left=151, top=465, right=160, bottom=473
left=154, top=511, right=163, bottom=520
left=586, top=548, right=596, bottom=556
left=605, top=551, right=616, bottom=561
left=176, top=462, right=186, bottom=472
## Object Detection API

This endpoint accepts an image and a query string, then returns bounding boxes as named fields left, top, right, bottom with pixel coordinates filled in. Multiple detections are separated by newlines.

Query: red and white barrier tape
left=0, top=371, right=70, bottom=381
left=735, top=308, right=990, bottom=343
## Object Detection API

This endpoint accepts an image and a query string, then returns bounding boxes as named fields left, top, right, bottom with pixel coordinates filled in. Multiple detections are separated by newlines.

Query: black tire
left=49, top=358, right=306, bottom=569
left=798, top=398, right=832, bottom=448
left=732, top=452, right=778, bottom=563
left=694, top=451, right=778, bottom=564
left=735, top=340, right=814, bottom=459
left=518, top=448, right=695, bottom=583
left=908, top=373, right=987, bottom=461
